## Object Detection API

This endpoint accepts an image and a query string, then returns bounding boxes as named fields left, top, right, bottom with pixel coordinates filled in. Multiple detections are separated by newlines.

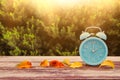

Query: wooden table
left=0, top=56, right=120, bottom=80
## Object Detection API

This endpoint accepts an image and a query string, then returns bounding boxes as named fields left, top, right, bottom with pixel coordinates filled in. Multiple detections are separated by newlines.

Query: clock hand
left=92, top=41, right=96, bottom=51
left=92, top=41, right=94, bottom=49
left=94, top=48, right=98, bottom=52
left=94, top=46, right=103, bottom=52
left=92, top=48, right=98, bottom=53
left=92, top=42, right=96, bottom=53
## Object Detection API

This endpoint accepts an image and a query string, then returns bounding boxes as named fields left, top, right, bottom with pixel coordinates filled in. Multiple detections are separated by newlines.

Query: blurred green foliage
left=0, top=0, right=120, bottom=56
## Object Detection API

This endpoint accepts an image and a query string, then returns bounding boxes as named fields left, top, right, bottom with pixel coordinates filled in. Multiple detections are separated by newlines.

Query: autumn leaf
left=99, top=60, right=115, bottom=69
left=50, top=60, right=64, bottom=68
left=40, top=59, right=49, bottom=67
left=63, top=58, right=70, bottom=65
left=16, top=60, right=32, bottom=69
left=70, top=62, right=83, bottom=68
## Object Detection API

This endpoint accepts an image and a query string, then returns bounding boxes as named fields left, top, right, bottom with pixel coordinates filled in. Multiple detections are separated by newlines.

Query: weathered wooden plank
left=0, top=56, right=120, bottom=61
left=0, top=56, right=120, bottom=80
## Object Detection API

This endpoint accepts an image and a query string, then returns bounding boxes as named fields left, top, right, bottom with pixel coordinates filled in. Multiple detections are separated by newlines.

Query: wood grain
left=0, top=56, right=120, bottom=80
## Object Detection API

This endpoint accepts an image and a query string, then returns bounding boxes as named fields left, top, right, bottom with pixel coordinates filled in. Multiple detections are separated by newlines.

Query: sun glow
left=30, top=0, right=79, bottom=5
left=28, top=0, right=115, bottom=13
left=26, top=0, right=116, bottom=24
left=28, top=0, right=116, bottom=10
left=55, top=0, right=80, bottom=6
left=29, top=0, right=80, bottom=8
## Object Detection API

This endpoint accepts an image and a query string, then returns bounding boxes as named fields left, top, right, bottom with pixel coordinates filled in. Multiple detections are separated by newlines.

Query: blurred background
left=0, top=0, right=120, bottom=56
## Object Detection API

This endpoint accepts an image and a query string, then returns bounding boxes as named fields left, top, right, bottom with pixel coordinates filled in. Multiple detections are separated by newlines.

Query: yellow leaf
left=70, top=62, right=83, bottom=68
left=40, top=59, right=49, bottom=67
left=63, top=58, right=70, bottom=65
left=99, top=60, right=115, bottom=69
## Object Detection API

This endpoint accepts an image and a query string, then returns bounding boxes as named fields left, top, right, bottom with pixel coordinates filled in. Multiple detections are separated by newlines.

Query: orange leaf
left=40, top=60, right=49, bottom=67
left=50, top=60, right=64, bottom=68
left=16, top=60, right=32, bottom=69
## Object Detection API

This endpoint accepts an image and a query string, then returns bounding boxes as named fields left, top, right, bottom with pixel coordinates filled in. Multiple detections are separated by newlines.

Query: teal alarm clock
left=79, top=26, right=108, bottom=65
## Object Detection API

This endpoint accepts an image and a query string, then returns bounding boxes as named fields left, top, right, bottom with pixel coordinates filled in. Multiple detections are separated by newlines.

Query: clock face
left=79, top=37, right=108, bottom=65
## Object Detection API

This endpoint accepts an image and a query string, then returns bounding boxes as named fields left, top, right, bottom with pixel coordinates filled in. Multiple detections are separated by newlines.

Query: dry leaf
left=99, top=60, right=115, bottom=69
left=40, top=59, right=49, bottom=67
left=16, top=60, right=32, bottom=69
left=63, top=58, right=70, bottom=65
left=50, top=60, right=64, bottom=68
left=70, top=62, right=83, bottom=68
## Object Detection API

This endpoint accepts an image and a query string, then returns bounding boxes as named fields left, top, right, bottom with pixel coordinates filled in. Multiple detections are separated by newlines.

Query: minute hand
left=95, top=46, right=103, bottom=51
left=94, top=48, right=98, bottom=52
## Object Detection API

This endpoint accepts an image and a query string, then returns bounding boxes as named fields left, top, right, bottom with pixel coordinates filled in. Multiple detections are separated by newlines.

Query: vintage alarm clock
left=79, top=26, right=108, bottom=65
